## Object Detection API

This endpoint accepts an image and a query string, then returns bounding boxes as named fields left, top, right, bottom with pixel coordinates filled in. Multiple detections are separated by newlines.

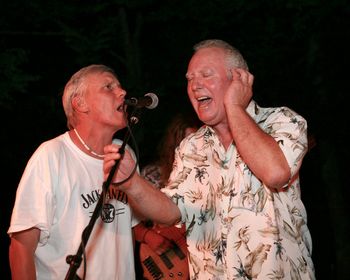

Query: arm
left=128, top=175, right=181, bottom=225
left=224, top=69, right=290, bottom=189
left=104, top=145, right=181, bottom=225
left=9, top=227, right=40, bottom=280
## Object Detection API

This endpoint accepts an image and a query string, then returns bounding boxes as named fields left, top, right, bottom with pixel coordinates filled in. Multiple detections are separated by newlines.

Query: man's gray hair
left=193, top=39, right=249, bottom=71
left=62, top=64, right=116, bottom=129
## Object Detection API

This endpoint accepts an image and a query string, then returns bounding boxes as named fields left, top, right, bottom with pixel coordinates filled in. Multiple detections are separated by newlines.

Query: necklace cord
left=74, top=128, right=105, bottom=158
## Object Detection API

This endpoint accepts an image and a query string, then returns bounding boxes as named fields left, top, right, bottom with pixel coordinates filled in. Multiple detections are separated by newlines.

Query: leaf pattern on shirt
left=188, top=252, right=203, bottom=280
left=163, top=101, right=315, bottom=279
left=194, top=230, right=226, bottom=277
left=244, top=243, right=272, bottom=278
left=266, top=266, right=285, bottom=279
left=205, top=182, right=216, bottom=221
left=181, top=152, right=209, bottom=167
left=255, top=186, right=269, bottom=213
left=212, top=148, right=229, bottom=169
left=288, top=257, right=303, bottom=280
left=191, top=182, right=217, bottom=226
left=217, top=176, right=237, bottom=213
left=234, top=225, right=251, bottom=252
left=167, top=166, right=192, bottom=189
left=194, top=167, right=209, bottom=184
left=281, top=220, right=303, bottom=244
left=185, top=188, right=203, bottom=203
left=240, top=185, right=255, bottom=210
left=204, top=258, right=226, bottom=276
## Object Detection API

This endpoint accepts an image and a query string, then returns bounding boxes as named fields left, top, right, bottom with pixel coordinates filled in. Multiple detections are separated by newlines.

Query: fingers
left=232, top=68, right=254, bottom=86
left=103, top=144, right=122, bottom=180
left=225, top=68, right=253, bottom=109
left=103, top=159, right=117, bottom=179
left=247, top=71, right=254, bottom=86
left=103, top=143, right=120, bottom=154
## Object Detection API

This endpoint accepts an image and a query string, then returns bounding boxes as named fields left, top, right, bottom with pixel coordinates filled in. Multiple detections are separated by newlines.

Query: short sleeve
left=263, top=107, right=308, bottom=181
left=8, top=143, right=57, bottom=245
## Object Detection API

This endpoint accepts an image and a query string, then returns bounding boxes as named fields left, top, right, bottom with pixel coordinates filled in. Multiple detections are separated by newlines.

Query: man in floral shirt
left=103, top=39, right=315, bottom=279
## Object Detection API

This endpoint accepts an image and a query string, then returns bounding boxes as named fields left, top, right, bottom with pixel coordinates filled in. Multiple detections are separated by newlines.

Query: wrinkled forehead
left=187, top=47, right=227, bottom=74
left=85, top=70, right=120, bottom=85
left=86, top=70, right=117, bottom=80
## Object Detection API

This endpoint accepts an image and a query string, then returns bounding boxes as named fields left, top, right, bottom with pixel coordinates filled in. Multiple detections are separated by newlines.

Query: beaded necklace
left=73, top=128, right=105, bottom=158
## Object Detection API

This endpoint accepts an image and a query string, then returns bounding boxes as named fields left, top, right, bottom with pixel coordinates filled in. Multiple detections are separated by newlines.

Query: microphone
left=124, top=93, right=159, bottom=109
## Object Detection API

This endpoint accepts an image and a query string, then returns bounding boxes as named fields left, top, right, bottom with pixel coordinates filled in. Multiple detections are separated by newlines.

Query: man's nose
left=190, top=77, right=203, bottom=91
left=117, top=88, right=126, bottom=98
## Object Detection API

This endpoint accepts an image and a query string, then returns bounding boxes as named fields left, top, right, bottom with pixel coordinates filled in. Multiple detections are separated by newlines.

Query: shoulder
left=178, top=125, right=210, bottom=148
left=248, top=101, right=306, bottom=127
left=30, top=133, right=69, bottom=160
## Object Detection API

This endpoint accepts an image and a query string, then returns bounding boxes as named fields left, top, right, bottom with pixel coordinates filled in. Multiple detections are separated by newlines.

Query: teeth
left=197, top=96, right=210, bottom=101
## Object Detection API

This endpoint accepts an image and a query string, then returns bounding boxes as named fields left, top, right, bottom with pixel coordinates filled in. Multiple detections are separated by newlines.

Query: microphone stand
left=64, top=109, right=141, bottom=280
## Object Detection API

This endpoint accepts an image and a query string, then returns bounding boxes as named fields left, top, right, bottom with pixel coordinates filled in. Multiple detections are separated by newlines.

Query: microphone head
left=145, top=92, right=159, bottom=109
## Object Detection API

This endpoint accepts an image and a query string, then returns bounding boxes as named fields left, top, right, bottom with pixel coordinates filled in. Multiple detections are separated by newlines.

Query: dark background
left=1, top=0, right=349, bottom=279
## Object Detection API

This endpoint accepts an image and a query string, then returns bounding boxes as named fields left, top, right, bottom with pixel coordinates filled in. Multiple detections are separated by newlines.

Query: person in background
left=142, top=112, right=202, bottom=189
left=103, top=39, right=315, bottom=279
left=8, top=64, right=146, bottom=279
left=135, top=112, right=201, bottom=279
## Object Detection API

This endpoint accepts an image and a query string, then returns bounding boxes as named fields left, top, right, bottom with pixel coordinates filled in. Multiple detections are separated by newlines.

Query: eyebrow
left=185, top=73, right=192, bottom=79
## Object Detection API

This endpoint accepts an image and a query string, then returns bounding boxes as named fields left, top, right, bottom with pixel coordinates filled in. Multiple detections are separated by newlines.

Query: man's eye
left=186, top=75, right=193, bottom=82
left=105, top=83, right=115, bottom=90
left=203, top=72, right=212, bottom=77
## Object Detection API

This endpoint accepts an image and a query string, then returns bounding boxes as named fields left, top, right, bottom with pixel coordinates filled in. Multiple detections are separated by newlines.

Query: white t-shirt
left=8, top=132, right=139, bottom=279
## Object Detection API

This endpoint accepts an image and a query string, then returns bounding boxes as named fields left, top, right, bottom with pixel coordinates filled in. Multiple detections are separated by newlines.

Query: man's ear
left=72, top=96, right=88, bottom=113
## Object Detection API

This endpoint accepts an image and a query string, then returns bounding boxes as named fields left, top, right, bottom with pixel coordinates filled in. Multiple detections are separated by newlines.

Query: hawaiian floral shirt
left=162, top=100, right=315, bottom=280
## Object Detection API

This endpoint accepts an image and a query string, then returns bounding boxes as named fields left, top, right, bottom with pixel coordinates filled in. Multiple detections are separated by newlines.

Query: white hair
left=62, top=64, right=116, bottom=129
left=193, top=39, right=249, bottom=71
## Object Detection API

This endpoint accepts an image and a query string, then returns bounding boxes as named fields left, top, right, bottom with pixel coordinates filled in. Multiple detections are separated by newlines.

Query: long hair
left=156, top=112, right=202, bottom=185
